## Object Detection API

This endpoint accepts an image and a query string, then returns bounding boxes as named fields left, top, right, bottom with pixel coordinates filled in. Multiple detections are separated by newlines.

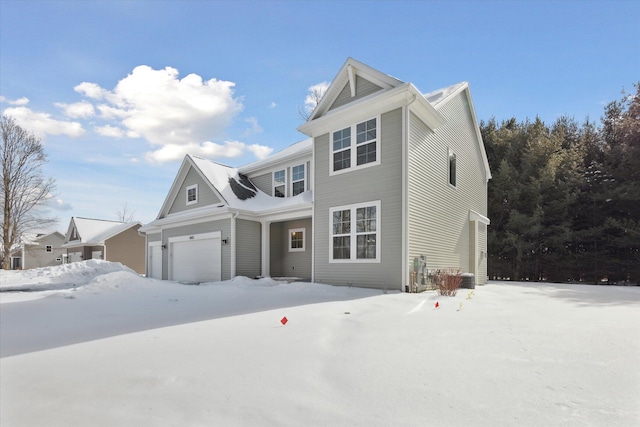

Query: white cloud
left=55, top=101, right=95, bottom=118
left=145, top=140, right=247, bottom=163
left=304, top=81, right=330, bottom=112
left=47, top=197, right=73, bottom=211
left=83, top=66, right=242, bottom=145
left=95, top=125, right=125, bottom=137
left=74, top=82, right=109, bottom=100
left=0, top=96, right=30, bottom=106
left=2, top=106, right=85, bottom=138
left=268, top=101, right=277, bottom=108
left=243, top=117, right=263, bottom=136
left=247, top=144, right=273, bottom=159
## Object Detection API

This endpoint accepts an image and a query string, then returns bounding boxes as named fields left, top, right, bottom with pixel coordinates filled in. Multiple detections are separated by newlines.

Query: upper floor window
left=292, top=164, right=305, bottom=196
left=330, top=200, right=380, bottom=263
left=45, top=245, right=52, bottom=253
left=448, top=149, right=457, bottom=187
left=186, top=184, right=198, bottom=205
left=273, top=170, right=286, bottom=197
left=331, top=117, right=379, bottom=175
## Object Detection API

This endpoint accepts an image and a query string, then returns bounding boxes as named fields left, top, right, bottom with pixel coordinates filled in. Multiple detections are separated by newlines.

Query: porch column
left=261, top=220, right=270, bottom=277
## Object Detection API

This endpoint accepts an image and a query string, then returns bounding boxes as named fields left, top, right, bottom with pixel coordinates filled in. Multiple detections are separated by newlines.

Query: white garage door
left=148, top=242, right=162, bottom=279
left=169, top=232, right=221, bottom=283
left=68, top=252, right=83, bottom=263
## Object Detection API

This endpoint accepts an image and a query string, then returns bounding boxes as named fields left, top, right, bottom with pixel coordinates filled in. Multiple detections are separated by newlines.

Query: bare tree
left=1, top=116, right=56, bottom=269
left=298, top=83, right=328, bottom=121
left=115, top=202, right=136, bottom=222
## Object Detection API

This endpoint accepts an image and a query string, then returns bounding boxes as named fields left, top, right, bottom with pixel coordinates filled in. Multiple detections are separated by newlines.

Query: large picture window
left=331, top=117, right=379, bottom=174
left=330, top=200, right=380, bottom=262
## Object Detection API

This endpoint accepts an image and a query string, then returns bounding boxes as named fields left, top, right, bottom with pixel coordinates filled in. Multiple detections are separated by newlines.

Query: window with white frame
left=273, top=169, right=286, bottom=197
left=186, top=184, right=198, bottom=205
left=448, top=148, right=457, bottom=187
left=289, top=228, right=305, bottom=252
left=292, top=164, right=305, bottom=196
left=331, top=117, right=378, bottom=174
left=330, top=201, right=380, bottom=262
left=45, top=245, right=52, bottom=253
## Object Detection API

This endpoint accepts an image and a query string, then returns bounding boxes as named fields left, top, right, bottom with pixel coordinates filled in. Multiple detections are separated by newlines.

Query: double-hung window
left=330, top=200, right=380, bottom=262
left=292, top=164, right=305, bottom=196
left=45, top=245, right=53, bottom=253
left=331, top=117, right=378, bottom=174
left=273, top=169, right=286, bottom=197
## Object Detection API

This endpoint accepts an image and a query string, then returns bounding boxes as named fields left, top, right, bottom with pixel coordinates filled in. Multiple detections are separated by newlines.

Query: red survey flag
left=281, top=316, right=288, bottom=325
left=435, top=301, right=439, bottom=308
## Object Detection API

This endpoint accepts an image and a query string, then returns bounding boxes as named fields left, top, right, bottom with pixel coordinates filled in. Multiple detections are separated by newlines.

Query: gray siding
left=147, top=233, right=161, bottom=243
left=161, top=219, right=231, bottom=280
left=269, top=218, right=312, bottom=280
left=408, top=92, right=488, bottom=284
left=251, top=172, right=272, bottom=195
left=23, top=233, right=66, bottom=269
left=168, top=167, right=221, bottom=215
left=236, top=219, right=261, bottom=278
left=313, top=108, right=403, bottom=290
left=329, top=75, right=383, bottom=111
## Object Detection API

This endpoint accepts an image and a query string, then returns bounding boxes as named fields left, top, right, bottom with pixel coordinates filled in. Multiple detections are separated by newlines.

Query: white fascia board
left=470, top=210, right=490, bottom=225
left=407, top=83, right=447, bottom=129
left=240, top=151, right=312, bottom=176
left=140, top=205, right=232, bottom=232
left=298, top=83, right=419, bottom=137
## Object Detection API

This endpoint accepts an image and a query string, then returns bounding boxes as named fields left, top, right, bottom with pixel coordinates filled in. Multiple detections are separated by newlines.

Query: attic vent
left=238, top=174, right=257, bottom=191
left=229, top=176, right=257, bottom=200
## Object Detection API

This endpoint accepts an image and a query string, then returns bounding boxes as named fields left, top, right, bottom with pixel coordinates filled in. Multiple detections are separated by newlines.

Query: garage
left=168, top=231, right=221, bottom=283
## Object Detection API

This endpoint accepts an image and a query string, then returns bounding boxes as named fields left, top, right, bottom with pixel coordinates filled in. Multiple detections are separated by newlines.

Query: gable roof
left=425, top=82, right=492, bottom=180
left=150, top=154, right=313, bottom=224
left=64, top=217, right=141, bottom=245
left=240, top=138, right=312, bottom=174
left=309, top=57, right=404, bottom=121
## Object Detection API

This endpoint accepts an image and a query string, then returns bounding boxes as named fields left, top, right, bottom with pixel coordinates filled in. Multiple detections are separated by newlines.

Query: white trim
left=448, top=147, right=457, bottom=188
left=147, top=240, right=161, bottom=278
left=288, top=227, right=306, bottom=252
left=273, top=168, right=287, bottom=197
left=291, top=163, right=305, bottom=196
left=261, top=220, right=270, bottom=277
left=401, top=104, right=409, bottom=292
left=167, top=231, right=221, bottom=282
left=186, top=184, right=198, bottom=206
left=329, top=116, right=381, bottom=176
left=230, top=213, right=237, bottom=277
left=329, top=200, right=381, bottom=263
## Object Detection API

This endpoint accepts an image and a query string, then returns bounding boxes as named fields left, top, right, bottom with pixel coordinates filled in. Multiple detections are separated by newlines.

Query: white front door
left=169, top=232, right=221, bottom=283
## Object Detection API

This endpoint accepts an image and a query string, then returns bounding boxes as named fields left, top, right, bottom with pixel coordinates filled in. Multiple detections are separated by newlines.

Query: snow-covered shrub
left=434, top=268, right=462, bottom=296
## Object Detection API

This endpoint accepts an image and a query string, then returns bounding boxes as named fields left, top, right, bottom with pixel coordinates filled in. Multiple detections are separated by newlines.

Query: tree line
left=481, top=84, right=639, bottom=284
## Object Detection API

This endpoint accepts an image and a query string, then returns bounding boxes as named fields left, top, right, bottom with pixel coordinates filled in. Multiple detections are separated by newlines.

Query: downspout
left=230, top=212, right=239, bottom=278
left=402, top=93, right=417, bottom=292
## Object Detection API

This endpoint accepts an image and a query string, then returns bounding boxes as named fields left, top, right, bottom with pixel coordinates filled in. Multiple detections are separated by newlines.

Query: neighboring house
left=139, top=58, right=491, bottom=290
left=19, top=232, right=66, bottom=269
left=63, top=217, right=145, bottom=274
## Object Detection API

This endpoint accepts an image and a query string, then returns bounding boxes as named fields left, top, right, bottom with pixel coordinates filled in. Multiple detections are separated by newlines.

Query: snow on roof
left=189, top=155, right=312, bottom=213
left=239, top=138, right=312, bottom=174
left=71, top=218, right=140, bottom=244
left=423, top=82, right=467, bottom=107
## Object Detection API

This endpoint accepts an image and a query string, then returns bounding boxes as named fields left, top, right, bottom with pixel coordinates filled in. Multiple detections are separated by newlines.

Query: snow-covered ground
left=1, top=261, right=639, bottom=426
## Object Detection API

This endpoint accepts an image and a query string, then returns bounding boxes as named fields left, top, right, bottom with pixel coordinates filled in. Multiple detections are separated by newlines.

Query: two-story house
left=139, top=58, right=491, bottom=290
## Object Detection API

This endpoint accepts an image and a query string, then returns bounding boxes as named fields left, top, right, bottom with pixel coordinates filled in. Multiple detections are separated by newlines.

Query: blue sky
left=1, top=0, right=638, bottom=231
